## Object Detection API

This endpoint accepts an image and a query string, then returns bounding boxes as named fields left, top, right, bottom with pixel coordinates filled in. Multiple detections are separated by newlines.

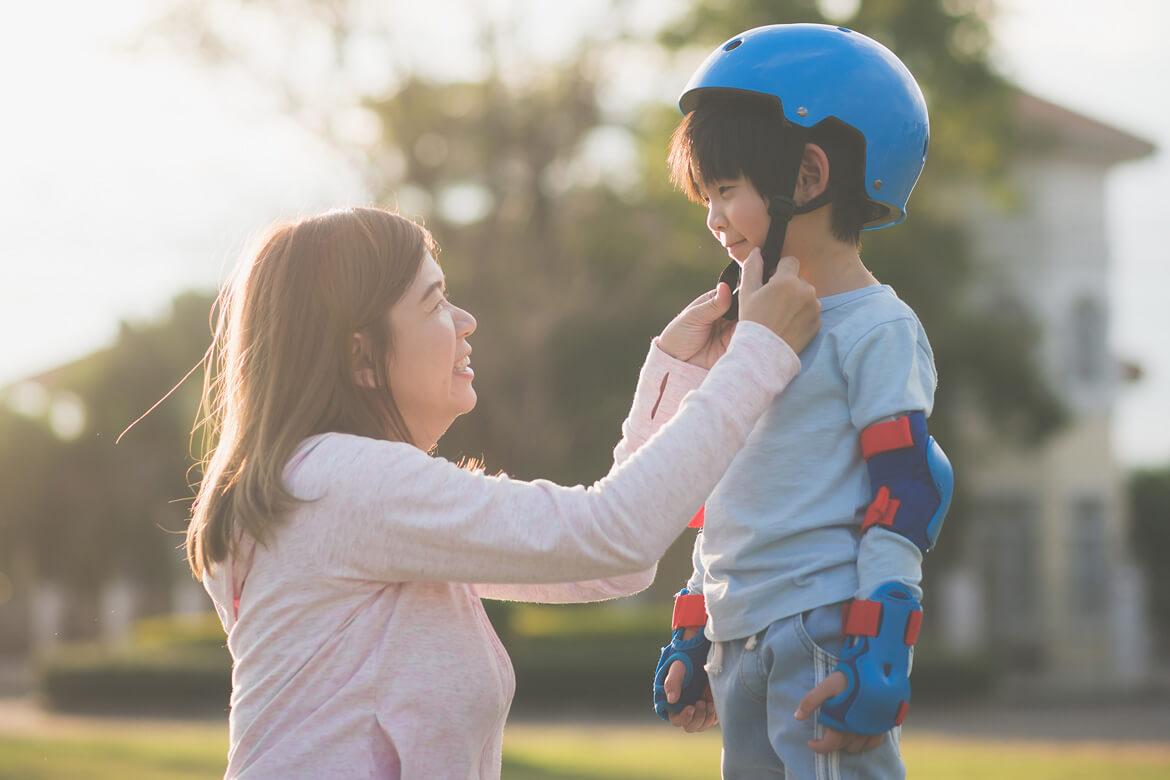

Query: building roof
left=1015, top=90, right=1156, bottom=165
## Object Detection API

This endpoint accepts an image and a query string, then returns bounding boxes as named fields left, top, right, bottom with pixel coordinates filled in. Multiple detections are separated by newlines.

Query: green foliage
left=1, top=0, right=1069, bottom=650
left=131, top=612, right=228, bottom=651
left=37, top=643, right=230, bottom=714
left=37, top=613, right=230, bottom=713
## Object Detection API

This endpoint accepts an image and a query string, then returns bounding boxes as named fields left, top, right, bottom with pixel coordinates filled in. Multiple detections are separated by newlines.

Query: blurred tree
left=0, top=292, right=213, bottom=641
left=0, top=0, right=1070, bottom=643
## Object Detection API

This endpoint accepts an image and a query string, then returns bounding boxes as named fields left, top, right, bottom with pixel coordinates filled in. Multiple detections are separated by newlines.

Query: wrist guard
left=652, top=589, right=710, bottom=720
left=820, top=582, right=922, bottom=735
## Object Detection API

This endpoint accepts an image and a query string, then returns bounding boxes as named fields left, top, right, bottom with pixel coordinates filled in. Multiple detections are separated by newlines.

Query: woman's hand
left=658, top=282, right=737, bottom=370
left=739, top=248, right=820, bottom=354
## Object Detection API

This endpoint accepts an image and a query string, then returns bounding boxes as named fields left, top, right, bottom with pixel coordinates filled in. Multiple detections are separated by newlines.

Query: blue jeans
left=705, top=601, right=905, bottom=780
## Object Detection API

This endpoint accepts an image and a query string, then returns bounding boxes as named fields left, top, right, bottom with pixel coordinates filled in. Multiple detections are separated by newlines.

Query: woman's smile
left=453, top=352, right=474, bottom=379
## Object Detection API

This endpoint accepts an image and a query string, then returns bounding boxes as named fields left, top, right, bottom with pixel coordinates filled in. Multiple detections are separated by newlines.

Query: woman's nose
left=456, top=306, right=477, bottom=338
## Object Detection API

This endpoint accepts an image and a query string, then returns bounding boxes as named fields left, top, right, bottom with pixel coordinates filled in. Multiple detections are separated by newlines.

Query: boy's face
left=700, top=175, right=770, bottom=265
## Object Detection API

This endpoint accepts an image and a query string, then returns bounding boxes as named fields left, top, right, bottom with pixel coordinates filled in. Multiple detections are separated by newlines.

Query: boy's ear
left=797, top=143, right=831, bottom=205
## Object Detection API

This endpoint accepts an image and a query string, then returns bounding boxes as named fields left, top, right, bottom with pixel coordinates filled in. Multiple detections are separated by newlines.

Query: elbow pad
left=860, top=412, right=953, bottom=553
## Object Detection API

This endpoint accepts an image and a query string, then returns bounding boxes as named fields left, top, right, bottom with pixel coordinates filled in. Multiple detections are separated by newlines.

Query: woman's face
left=701, top=175, right=770, bottom=265
left=385, top=252, right=477, bottom=448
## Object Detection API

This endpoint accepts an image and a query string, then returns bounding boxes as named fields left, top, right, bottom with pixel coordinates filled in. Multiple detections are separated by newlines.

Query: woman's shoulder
left=283, top=431, right=427, bottom=494
left=283, top=430, right=460, bottom=502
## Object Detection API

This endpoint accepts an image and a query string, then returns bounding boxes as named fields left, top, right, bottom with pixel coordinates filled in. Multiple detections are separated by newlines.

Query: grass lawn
left=1, top=720, right=1168, bottom=779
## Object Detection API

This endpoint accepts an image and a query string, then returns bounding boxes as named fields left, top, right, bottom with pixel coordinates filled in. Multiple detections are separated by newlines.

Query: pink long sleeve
left=305, top=321, right=797, bottom=585
left=475, top=337, right=711, bottom=603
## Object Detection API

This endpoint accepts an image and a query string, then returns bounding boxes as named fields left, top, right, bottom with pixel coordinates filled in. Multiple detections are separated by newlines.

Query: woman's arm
left=475, top=339, right=710, bottom=602
left=307, top=322, right=798, bottom=585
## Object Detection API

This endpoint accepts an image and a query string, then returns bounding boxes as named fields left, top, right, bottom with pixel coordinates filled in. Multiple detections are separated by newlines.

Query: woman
left=188, top=206, right=819, bottom=778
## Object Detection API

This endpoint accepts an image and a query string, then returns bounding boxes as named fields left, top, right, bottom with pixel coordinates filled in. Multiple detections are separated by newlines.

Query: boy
left=649, top=24, right=953, bottom=779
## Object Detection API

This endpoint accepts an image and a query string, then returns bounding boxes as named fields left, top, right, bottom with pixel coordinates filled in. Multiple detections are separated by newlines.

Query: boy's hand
left=795, top=672, right=886, bottom=754
left=662, top=628, right=719, bottom=732
left=658, top=282, right=737, bottom=370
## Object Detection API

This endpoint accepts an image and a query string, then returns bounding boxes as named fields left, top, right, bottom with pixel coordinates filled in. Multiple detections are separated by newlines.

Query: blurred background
left=1, top=0, right=1168, bottom=777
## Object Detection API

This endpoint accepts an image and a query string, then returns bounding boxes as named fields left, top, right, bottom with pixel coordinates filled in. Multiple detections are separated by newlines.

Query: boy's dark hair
left=667, top=92, right=881, bottom=246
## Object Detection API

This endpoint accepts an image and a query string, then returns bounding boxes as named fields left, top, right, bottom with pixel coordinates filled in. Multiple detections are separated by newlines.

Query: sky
left=1, top=0, right=1167, bottom=466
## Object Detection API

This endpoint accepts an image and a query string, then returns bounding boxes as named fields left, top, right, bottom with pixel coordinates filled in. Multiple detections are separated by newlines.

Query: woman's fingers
left=739, top=249, right=764, bottom=301
left=683, top=287, right=719, bottom=311
left=709, top=281, right=732, bottom=315
left=738, top=250, right=819, bottom=353
left=681, top=282, right=732, bottom=324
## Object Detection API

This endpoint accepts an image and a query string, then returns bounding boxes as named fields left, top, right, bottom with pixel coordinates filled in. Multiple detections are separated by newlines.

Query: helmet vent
left=723, top=39, right=743, bottom=52
left=837, top=27, right=853, bottom=33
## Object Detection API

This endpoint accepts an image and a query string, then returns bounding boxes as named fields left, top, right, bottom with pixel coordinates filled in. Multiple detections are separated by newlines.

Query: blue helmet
left=680, top=23, right=929, bottom=231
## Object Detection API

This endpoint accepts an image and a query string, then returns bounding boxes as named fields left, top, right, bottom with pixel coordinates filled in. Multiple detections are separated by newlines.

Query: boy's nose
left=706, top=204, right=726, bottom=234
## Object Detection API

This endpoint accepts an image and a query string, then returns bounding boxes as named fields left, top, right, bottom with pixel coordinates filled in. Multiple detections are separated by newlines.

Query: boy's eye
left=718, top=185, right=735, bottom=196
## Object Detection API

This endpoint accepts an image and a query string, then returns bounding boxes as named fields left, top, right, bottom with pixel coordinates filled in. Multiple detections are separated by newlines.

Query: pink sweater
left=202, top=321, right=799, bottom=778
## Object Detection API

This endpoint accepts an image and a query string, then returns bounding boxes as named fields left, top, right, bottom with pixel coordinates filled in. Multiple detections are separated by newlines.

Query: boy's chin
left=727, top=244, right=751, bottom=264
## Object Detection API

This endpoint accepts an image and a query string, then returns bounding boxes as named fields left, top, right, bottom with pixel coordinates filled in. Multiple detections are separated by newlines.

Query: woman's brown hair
left=185, top=207, right=436, bottom=579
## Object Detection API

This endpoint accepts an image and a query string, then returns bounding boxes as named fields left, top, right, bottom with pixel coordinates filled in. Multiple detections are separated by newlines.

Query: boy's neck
left=784, top=239, right=878, bottom=298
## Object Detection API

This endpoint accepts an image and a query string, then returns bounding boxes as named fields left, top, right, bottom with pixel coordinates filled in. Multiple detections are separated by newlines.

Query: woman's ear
left=797, top=143, right=831, bottom=204
left=351, top=333, right=377, bottom=389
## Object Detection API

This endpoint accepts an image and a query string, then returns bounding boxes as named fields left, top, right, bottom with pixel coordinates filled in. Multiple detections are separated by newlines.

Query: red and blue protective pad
left=820, top=582, right=922, bottom=735
left=860, top=412, right=952, bottom=553
left=652, top=589, right=711, bottom=720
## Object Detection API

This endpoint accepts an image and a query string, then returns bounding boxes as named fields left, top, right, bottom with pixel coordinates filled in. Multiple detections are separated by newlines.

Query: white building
left=938, top=92, right=1156, bottom=691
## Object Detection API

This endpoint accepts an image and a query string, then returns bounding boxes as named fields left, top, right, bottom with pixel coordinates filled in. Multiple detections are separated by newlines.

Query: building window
left=1068, top=497, right=1108, bottom=617
left=979, top=496, right=1042, bottom=667
left=1070, top=297, right=1106, bottom=384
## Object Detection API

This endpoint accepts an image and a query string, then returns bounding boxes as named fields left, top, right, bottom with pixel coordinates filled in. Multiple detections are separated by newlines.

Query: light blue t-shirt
left=689, top=284, right=938, bottom=641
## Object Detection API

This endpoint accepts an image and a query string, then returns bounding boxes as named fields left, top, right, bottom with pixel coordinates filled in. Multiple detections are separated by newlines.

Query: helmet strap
left=720, top=122, right=819, bottom=321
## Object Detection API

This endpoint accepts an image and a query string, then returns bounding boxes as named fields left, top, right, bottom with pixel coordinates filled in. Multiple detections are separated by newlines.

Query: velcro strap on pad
left=862, top=486, right=901, bottom=531
left=861, top=416, right=915, bottom=459
left=672, top=593, right=707, bottom=630
left=820, top=583, right=923, bottom=736
left=904, top=610, right=923, bottom=646
left=842, top=598, right=882, bottom=637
